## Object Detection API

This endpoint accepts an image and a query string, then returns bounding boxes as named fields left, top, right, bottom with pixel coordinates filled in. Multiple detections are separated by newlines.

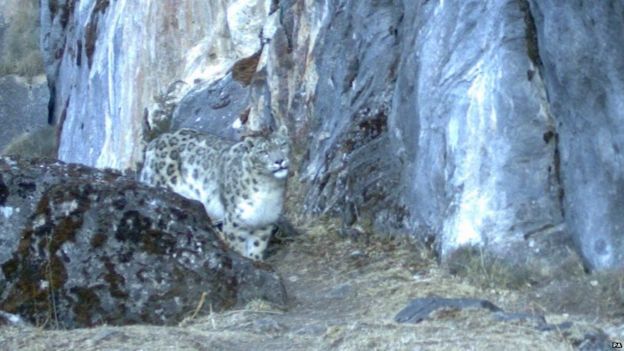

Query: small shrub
left=1, top=125, right=58, bottom=159
left=445, top=246, right=534, bottom=290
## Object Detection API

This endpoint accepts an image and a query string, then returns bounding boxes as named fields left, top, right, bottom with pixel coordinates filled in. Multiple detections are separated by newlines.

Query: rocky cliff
left=40, top=0, right=624, bottom=270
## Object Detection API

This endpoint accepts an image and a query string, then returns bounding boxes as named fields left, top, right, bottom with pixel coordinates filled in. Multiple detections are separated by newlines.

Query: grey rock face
left=529, top=0, right=624, bottom=270
left=40, top=0, right=624, bottom=270
left=271, top=0, right=623, bottom=269
left=0, top=75, right=50, bottom=152
left=40, top=0, right=271, bottom=169
left=275, top=0, right=406, bottom=233
left=272, top=0, right=562, bottom=260
left=171, top=74, right=250, bottom=141
left=0, top=157, right=286, bottom=328
left=389, top=1, right=563, bottom=256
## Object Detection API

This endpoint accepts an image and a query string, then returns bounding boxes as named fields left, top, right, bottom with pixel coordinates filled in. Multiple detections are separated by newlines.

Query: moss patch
left=71, top=286, right=102, bottom=327
left=90, top=233, right=108, bottom=248
left=103, top=258, right=127, bottom=299
left=48, top=217, right=81, bottom=253
left=141, top=230, right=175, bottom=255
left=115, top=210, right=152, bottom=243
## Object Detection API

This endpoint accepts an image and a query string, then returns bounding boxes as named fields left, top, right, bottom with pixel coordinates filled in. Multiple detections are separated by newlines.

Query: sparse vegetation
left=0, top=0, right=44, bottom=77
left=1, top=217, right=622, bottom=349
left=1, top=125, right=57, bottom=159
left=532, top=269, right=624, bottom=318
left=445, top=245, right=536, bottom=290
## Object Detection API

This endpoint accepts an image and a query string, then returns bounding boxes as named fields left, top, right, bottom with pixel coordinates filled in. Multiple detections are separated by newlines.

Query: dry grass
left=445, top=245, right=535, bottom=290
left=1, top=125, right=58, bottom=159
left=530, top=269, right=624, bottom=318
left=0, top=0, right=44, bottom=77
left=0, top=217, right=621, bottom=350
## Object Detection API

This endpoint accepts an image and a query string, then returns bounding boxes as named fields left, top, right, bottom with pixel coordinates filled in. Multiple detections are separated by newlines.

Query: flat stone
left=395, top=297, right=502, bottom=324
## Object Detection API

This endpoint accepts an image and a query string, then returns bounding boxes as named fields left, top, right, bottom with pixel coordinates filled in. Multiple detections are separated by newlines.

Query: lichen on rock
left=0, top=156, right=286, bottom=329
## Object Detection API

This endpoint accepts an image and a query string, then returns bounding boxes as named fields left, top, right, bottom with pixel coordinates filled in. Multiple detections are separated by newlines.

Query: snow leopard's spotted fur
left=140, top=126, right=289, bottom=260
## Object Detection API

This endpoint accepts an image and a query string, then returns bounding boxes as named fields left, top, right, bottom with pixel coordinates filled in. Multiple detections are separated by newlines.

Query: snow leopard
left=139, top=126, right=290, bottom=260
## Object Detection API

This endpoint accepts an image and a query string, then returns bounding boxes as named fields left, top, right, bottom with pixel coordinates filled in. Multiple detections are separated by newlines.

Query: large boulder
left=0, top=157, right=286, bottom=328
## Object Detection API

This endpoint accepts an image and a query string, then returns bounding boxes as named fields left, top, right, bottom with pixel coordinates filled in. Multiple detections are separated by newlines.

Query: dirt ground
left=0, top=218, right=622, bottom=351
